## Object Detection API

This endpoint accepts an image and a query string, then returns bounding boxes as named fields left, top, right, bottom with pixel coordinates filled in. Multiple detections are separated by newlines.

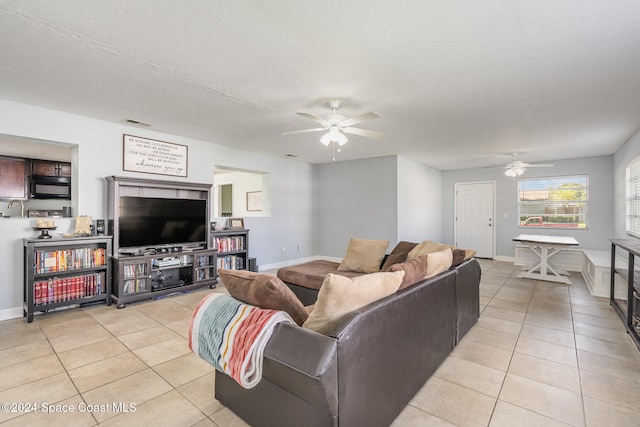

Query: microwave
left=30, top=175, right=71, bottom=200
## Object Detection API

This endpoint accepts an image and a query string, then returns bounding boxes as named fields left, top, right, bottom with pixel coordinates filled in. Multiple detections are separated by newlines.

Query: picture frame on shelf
left=228, top=218, right=244, bottom=229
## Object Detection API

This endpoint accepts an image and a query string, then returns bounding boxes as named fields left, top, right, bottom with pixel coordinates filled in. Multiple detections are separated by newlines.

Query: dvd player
left=156, top=257, right=181, bottom=268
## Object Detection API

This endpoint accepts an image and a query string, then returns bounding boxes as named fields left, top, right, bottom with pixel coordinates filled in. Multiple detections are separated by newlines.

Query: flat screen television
left=118, top=196, right=207, bottom=249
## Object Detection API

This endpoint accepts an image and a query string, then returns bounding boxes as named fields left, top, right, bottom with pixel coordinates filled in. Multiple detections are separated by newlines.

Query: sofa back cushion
left=303, top=271, right=404, bottom=334
left=337, top=238, right=390, bottom=273
left=218, top=269, right=309, bottom=326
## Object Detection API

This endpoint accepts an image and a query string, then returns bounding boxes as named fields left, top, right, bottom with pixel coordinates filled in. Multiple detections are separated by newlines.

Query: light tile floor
left=1, top=260, right=640, bottom=426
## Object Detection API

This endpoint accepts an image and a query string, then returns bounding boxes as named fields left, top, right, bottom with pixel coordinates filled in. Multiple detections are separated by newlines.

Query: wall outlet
left=297, top=244, right=302, bottom=251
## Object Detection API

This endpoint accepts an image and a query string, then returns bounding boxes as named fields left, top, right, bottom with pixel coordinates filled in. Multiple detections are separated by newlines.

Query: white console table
left=513, top=234, right=579, bottom=284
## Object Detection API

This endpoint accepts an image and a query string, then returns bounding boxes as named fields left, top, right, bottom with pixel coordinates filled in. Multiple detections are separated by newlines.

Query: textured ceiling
left=1, top=1, right=640, bottom=169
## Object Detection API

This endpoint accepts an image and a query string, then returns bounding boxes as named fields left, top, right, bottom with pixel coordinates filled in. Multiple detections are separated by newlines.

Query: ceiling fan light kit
left=283, top=100, right=383, bottom=159
left=503, top=153, right=553, bottom=177
left=505, top=166, right=525, bottom=177
left=320, top=126, right=348, bottom=146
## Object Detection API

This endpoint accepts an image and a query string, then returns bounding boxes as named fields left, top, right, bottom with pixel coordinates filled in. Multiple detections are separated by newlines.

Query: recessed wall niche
left=0, top=133, right=76, bottom=213
left=213, top=166, right=270, bottom=219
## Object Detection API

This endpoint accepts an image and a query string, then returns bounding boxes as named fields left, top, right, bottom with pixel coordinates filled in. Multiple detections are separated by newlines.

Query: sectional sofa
left=214, top=253, right=481, bottom=426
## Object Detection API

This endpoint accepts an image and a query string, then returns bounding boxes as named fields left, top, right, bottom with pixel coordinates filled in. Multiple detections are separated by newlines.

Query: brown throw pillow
left=303, top=271, right=405, bottom=335
left=388, top=255, right=429, bottom=289
left=337, top=238, right=390, bottom=273
left=218, top=269, right=309, bottom=326
left=388, top=248, right=454, bottom=289
left=451, top=248, right=467, bottom=268
left=380, top=241, right=418, bottom=271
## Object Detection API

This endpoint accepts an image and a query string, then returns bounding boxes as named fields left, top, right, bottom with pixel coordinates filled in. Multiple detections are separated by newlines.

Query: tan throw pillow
left=337, top=238, right=390, bottom=273
left=424, top=248, right=454, bottom=278
left=303, top=271, right=405, bottom=334
left=218, top=269, right=309, bottom=326
left=407, top=240, right=452, bottom=259
left=387, top=255, right=429, bottom=289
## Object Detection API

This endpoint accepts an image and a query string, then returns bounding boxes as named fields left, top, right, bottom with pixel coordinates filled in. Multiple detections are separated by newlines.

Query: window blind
left=627, top=159, right=640, bottom=237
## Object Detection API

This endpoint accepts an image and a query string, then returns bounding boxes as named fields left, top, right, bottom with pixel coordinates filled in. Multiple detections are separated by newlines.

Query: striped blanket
left=188, top=293, right=294, bottom=389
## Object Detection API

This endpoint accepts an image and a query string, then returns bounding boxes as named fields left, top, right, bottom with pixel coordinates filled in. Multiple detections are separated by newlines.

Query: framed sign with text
left=123, top=134, right=188, bottom=177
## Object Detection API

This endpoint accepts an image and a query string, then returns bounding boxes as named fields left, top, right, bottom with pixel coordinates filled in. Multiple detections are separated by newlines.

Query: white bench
left=581, top=249, right=629, bottom=300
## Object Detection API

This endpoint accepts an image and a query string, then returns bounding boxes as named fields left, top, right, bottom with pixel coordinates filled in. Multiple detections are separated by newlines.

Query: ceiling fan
left=503, top=153, right=554, bottom=177
left=282, top=100, right=383, bottom=147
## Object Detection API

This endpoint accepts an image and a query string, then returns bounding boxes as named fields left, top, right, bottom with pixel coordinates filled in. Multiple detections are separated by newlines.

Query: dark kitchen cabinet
left=0, top=156, right=28, bottom=200
left=31, top=160, right=71, bottom=177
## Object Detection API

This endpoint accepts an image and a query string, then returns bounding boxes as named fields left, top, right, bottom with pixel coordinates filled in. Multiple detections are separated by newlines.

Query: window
left=626, top=158, right=640, bottom=237
left=518, top=175, right=588, bottom=229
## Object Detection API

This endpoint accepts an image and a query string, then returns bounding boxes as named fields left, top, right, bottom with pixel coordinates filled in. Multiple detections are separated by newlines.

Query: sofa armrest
left=262, top=322, right=339, bottom=415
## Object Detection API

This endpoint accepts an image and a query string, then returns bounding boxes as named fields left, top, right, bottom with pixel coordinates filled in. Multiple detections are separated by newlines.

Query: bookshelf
left=23, top=236, right=112, bottom=323
left=112, top=248, right=217, bottom=308
left=211, top=229, right=249, bottom=273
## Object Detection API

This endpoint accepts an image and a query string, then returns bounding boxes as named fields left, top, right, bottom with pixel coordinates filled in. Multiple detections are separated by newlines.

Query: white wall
left=397, top=156, right=443, bottom=243
left=213, top=170, right=268, bottom=218
left=442, top=156, right=614, bottom=258
left=313, top=156, right=398, bottom=257
left=0, top=99, right=314, bottom=318
left=614, top=128, right=640, bottom=238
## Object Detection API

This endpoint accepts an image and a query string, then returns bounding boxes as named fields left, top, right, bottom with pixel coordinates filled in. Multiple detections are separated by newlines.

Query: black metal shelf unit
left=610, top=238, right=640, bottom=350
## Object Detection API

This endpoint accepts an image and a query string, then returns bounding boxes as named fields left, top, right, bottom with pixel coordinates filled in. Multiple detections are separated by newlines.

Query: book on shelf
left=197, top=267, right=215, bottom=280
left=123, top=263, right=148, bottom=278
left=216, top=255, right=245, bottom=270
left=214, top=236, right=245, bottom=253
left=33, top=272, right=104, bottom=306
left=34, top=247, right=107, bottom=274
left=123, top=278, right=147, bottom=294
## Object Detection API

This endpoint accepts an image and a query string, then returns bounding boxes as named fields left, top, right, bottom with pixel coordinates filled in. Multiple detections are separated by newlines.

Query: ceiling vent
left=123, top=119, right=151, bottom=127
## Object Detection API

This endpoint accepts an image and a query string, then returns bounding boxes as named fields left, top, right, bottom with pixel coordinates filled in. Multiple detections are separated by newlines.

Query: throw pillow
left=387, top=255, right=429, bottom=289
left=337, top=238, right=390, bottom=273
left=303, top=271, right=405, bottom=334
left=380, top=241, right=418, bottom=271
left=407, top=240, right=452, bottom=259
left=463, top=249, right=477, bottom=260
left=451, top=248, right=467, bottom=268
left=218, top=269, right=309, bottom=326
left=424, top=248, right=454, bottom=278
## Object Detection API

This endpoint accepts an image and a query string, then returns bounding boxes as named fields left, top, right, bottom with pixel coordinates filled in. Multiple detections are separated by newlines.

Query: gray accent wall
left=442, top=156, right=614, bottom=257
left=313, top=156, right=398, bottom=257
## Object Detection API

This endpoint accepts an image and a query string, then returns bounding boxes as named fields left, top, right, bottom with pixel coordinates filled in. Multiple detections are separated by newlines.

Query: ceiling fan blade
left=342, top=127, right=384, bottom=139
left=523, top=163, right=554, bottom=168
left=339, top=112, right=381, bottom=127
left=281, top=127, right=326, bottom=135
left=296, top=112, right=329, bottom=127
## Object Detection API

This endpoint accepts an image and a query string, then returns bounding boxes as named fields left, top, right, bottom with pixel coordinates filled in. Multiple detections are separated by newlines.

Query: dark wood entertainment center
left=107, top=176, right=217, bottom=307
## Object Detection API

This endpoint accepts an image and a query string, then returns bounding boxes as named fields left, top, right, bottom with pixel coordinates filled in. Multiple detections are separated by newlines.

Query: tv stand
left=112, top=248, right=217, bottom=308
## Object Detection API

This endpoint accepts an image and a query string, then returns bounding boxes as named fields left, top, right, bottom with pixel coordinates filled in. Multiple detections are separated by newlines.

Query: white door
left=455, top=182, right=495, bottom=259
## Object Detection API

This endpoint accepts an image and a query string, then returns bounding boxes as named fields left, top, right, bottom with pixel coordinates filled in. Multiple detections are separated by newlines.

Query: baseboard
left=0, top=306, right=24, bottom=321
left=259, top=255, right=341, bottom=272
left=495, top=255, right=515, bottom=263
